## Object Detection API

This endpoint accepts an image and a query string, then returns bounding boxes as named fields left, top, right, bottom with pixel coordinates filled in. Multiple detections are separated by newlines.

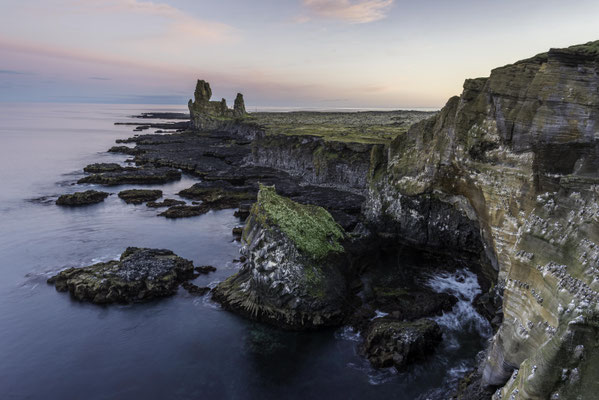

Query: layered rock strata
left=367, top=41, right=599, bottom=398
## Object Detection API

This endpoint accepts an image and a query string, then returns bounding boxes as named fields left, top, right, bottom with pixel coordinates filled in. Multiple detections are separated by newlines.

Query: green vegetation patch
left=567, top=40, right=599, bottom=57
left=254, top=185, right=345, bottom=260
left=246, top=110, right=436, bottom=144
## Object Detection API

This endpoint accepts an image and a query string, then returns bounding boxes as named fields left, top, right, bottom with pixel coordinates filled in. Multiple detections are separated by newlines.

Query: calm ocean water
left=0, top=103, right=488, bottom=399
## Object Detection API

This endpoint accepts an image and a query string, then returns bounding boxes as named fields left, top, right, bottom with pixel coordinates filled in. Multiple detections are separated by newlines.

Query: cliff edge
left=368, top=40, right=599, bottom=399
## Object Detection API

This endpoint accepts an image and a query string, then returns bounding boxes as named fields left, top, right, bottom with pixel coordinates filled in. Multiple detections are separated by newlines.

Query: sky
left=1, top=0, right=599, bottom=108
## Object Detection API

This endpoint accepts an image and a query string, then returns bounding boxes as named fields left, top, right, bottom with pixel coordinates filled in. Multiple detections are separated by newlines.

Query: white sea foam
left=334, top=326, right=361, bottom=342
left=426, top=269, right=492, bottom=338
left=372, top=310, right=389, bottom=320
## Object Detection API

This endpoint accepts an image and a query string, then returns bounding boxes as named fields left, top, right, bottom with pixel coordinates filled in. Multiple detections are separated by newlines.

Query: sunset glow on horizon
left=2, top=0, right=599, bottom=108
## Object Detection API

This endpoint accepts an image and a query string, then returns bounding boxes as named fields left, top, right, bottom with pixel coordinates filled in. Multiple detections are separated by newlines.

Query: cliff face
left=368, top=41, right=599, bottom=399
left=251, top=134, right=377, bottom=192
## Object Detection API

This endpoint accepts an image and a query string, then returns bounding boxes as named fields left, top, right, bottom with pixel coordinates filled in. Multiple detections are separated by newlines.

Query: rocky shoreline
left=46, top=40, right=599, bottom=399
left=49, top=79, right=491, bottom=391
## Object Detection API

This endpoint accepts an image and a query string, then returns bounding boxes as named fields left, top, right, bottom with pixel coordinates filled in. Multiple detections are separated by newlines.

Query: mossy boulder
left=213, top=185, right=350, bottom=330
left=47, top=247, right=195, bottom=304
left=118, top=189, right=162, bottom=204
left=247, top=185, right=345, bottom=260
left=56, top=190, right=109, bottom=206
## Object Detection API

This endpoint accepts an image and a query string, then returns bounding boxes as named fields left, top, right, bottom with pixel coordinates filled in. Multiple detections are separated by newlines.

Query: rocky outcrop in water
left=146, top=198, right=186, bottom=208
left=188, top=80, right=247, bottom=131
left=118, top=189, right=162, bottom=204
left=83, top=163, right=124, bottom=173
left=362, top=318, right=442, bottom=370
left=367, top=40, right=599, bottom=399
left=78, top=166, right=181, bottom=185
left=47, top=247, right=195, bottom=304
left=212, top=185, right=351, bottom=329
left=56, top=190, right=109, bottom=206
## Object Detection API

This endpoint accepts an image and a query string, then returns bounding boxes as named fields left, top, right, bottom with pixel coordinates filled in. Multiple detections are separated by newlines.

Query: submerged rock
left=181, top=282, right=210, bottom=296
left=195, top=265, right=216, bottom=274
left=213, top=185, right=351, bottom=330
left=47, top=247, right=194, bottom=304
left=118, top=189, right=162, bottom=204
left=361, top=318, right=442, bottom=371
left=78, top=167, right=181, bottom=185
left=56, top=190, right=109, bottom=206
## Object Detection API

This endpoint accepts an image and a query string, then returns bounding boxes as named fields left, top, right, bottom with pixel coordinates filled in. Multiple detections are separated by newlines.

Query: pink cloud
left=301, top=0, right=394, bottom=23
left=68, top=0, right=237, bottom=43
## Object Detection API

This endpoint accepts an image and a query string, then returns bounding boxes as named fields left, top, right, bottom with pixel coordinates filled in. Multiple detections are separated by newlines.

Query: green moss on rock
left=252, top=185, right=345, bottom=260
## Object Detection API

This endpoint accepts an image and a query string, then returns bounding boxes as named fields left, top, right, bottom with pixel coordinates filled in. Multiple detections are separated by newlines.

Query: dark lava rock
left=56, top=190, right=109, bottom=206
left=195, top=265, right=216, bottom=274
left=118, top=189, right=162, bottom=204
left=371, top=286, right=458, bottom=321
left=159, top=183, right=254, bottom=218
left=158, top=204, right=210, bottom=218
left=146, top=198, right=186, bottom=208
left=108, top=145, right=144, bottom=155
left=78, top=167, right=181, bottom=186
left=83, top=163, right=123, bottom=173
left=181, top=282, right=210, bottom=296
left=110, top=130, right=364, bottom=229
left=178, top=181, right=256, bottom=208
left=234, top=202, right=253, bottom=220
left=453, top=366, right=497, bottom=400
left=361, top=318, right=442, bottom=371
left=133, top=112, right=189, bottom=120
left=232, top=227, right=243, bottom=237
left=47, top=247, right=195, bottom=304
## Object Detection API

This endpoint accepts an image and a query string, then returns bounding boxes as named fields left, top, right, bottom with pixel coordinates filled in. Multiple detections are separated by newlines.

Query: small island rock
left=47, top=247, right=195, bottom=304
